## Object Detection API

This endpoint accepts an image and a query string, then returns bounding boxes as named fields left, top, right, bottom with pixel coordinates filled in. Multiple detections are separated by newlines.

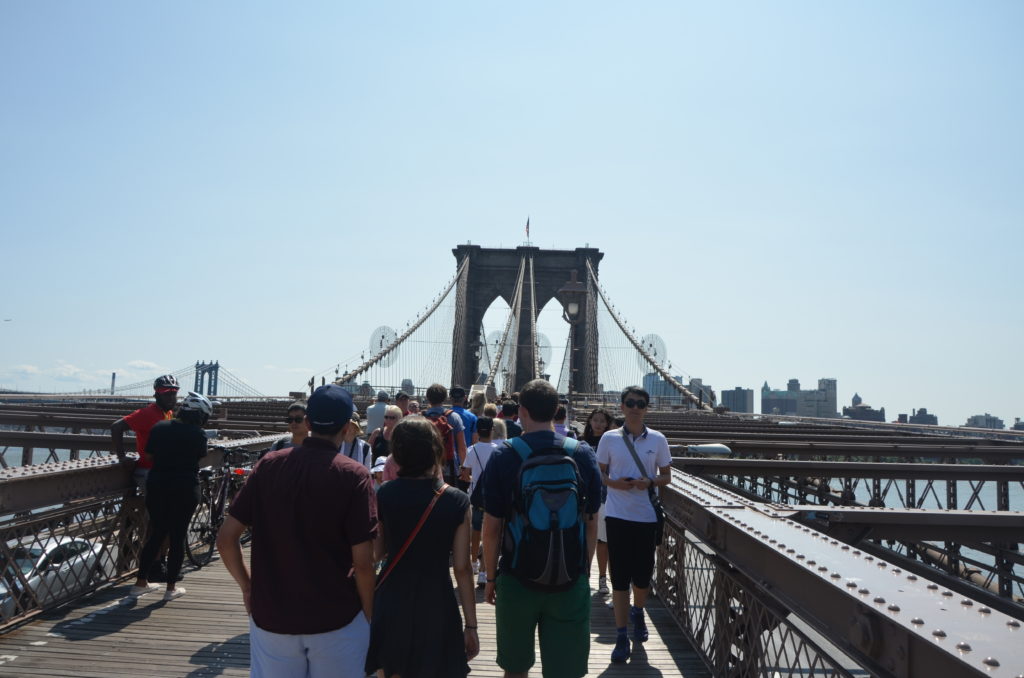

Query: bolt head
left=932, top=629, right=947, bottom=638
left=982, top=658, right=1000, bottom=668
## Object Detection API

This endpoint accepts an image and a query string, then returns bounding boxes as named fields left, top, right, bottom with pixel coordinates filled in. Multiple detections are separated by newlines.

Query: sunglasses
left=624, top=399, right=648, bottom=409
left=384, top=415, right=399, bottom=420
left=285, top=416, right=305, bottom=423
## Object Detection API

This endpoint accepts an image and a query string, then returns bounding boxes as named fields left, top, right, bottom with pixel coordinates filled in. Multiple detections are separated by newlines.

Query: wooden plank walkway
left=0, top=550, right=709, bottom=677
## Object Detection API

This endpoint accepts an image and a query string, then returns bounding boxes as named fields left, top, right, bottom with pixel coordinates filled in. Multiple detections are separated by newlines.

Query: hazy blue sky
left=1, top=2, right=1021, bottom=427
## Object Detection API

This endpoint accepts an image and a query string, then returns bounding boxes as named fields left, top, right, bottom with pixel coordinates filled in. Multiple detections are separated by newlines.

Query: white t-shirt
left=596, top=426, right=671, bottom=523
left=463, top=441, right=497, bottom=498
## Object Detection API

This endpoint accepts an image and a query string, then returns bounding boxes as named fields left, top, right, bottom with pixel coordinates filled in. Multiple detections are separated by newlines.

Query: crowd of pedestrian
left=115, top=374, right=670, bottom=678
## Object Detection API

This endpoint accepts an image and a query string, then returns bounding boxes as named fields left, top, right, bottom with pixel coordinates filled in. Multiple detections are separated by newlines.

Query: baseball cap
left=449, top=386, right=467, bottom=399
left=395, top=391, right=409, bottom=400
left=371, top=456, right=387, bottom=473
left=306, top=385, right=355, bottom=428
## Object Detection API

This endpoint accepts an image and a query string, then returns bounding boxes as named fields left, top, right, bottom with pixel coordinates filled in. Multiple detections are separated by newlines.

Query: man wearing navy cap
left=218, top=384, right=378, bottom=678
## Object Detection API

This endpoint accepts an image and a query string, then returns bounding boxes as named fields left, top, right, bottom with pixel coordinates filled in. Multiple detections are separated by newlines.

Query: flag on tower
left=525, top=217, right=530, bottom=239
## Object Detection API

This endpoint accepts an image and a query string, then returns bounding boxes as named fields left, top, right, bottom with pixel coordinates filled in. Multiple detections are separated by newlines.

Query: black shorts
left=605, top=516, right=658, bottom=592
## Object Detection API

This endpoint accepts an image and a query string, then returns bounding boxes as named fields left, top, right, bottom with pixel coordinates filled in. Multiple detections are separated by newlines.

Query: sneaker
left=597, top=576, right=610, bottom=595
left=128, top=584, right=159, bottom=597
left=631, top=607, right=649, bottom=643
left=611, top=634, right=631, bottom=663
left=477, top=569, right=488, bottom=587
left=163, top=587, right=186, bottom=601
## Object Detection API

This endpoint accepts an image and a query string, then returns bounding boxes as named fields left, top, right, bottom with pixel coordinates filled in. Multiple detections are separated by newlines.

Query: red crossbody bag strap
left=376, top=483, right=449, bottom=590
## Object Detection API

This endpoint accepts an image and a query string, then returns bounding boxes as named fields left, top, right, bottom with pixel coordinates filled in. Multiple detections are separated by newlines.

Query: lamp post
left=557, top=270, right=587, bottom=407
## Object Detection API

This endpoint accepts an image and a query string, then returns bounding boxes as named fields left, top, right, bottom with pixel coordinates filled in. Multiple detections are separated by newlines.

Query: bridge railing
left=0, top=437, right=271, bottom=632
left=673, top=444, right=1024, bottom=613
left=659, top=471, right=1024, bottom=678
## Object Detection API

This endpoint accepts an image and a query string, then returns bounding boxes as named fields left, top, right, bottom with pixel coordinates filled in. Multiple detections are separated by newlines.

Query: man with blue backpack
left=481, top=379, right=602, bottom=678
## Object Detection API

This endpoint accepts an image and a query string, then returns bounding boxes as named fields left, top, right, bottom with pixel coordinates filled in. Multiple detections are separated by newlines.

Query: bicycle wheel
left=186, top=481, right=217, bottom=568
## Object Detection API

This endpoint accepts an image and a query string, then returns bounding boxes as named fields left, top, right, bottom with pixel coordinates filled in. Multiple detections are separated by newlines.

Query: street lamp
left=557, top=270, right=587, bottom=406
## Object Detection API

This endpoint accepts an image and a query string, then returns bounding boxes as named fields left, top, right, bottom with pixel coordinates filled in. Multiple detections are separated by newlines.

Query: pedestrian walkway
left=0, top=549, right=708, bottom=677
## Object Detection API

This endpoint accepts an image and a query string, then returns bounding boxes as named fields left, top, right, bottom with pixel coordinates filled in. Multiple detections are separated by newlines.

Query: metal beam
left=666, top=471, right=1024, bottom=677
left=673, top=457, right=1024, bottom=481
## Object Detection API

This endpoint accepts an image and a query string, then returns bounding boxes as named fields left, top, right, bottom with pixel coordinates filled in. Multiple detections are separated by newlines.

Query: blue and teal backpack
left=502, top=436, right=587, bottom=591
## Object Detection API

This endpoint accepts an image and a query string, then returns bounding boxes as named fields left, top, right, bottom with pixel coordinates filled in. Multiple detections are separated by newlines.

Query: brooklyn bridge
left=0, top=245, right=1021, bottom=677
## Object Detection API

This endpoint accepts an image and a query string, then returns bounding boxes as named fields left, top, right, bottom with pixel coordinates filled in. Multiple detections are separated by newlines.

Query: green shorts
left=495, top=573, right=590, bottom=678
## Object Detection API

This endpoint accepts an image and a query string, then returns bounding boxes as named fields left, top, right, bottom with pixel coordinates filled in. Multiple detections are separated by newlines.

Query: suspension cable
left=338, top=258, right=469, bottom=386
left=485, top=255, right=526, bottom=392
left=528, top=256, right=540, bottom=381
left=585, top=260, right=711, bottom=411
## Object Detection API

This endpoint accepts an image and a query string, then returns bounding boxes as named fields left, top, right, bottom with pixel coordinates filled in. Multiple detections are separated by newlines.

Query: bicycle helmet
left=179, top=391, right=213, bottom=418
left=154, top=374, right=180, bottom=391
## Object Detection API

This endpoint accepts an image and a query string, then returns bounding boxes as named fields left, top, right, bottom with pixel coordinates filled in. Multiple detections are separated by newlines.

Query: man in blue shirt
left=423, top=383, right=467, bottom=480
left=482, top=379, right=602, bottom=678
left=448, top=386, right=478, bottom=447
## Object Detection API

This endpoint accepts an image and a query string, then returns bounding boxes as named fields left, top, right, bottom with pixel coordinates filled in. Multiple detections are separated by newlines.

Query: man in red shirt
left=111, top=374, right=180, bottom=481
left=111, top=374, right=180, bottom=581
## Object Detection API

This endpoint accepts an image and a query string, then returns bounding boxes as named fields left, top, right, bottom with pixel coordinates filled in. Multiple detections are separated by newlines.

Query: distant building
left=1012, top=418, right=1024, bottom=431
left=687, top=378, right=715, bottom=406
left=964, top=413, right=1004, bottom=430
left=761, top=378, right=838, bottom=418
left=908, top=408, right=938, bottom=425
left=642, top=372, right=684, bottom=399
left=843, top=394, right=885, bottom=422
left=722, top=387, right=754, bottom=413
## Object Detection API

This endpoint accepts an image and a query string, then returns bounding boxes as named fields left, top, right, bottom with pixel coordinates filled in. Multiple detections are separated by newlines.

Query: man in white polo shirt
left=595, top=385, right=671, bottom=664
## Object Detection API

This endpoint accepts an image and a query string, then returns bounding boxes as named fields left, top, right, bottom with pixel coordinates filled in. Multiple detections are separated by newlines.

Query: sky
left=1, top=1, right=1021, bottom=427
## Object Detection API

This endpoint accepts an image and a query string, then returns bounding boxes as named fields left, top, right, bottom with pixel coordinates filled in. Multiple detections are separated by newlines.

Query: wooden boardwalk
left=0, top=550, right=709, bottom=677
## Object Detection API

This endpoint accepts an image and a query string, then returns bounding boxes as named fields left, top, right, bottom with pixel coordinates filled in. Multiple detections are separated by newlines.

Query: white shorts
left=597, top=502, right=607, bottom=543
left=249, top=613, right=370, bottom=678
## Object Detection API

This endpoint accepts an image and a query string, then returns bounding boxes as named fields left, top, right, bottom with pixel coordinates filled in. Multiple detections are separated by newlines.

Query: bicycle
left=186, top=447, right=255, bottom=568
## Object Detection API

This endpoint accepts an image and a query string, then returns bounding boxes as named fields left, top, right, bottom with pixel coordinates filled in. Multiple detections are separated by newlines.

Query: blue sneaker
left=611, top=634, right=631, bottom=663
left=631, top=607, right=649, bottom=642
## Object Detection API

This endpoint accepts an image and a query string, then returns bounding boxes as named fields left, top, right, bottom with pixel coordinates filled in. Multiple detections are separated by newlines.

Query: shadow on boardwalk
left=0, top=552, right=707, bottom=678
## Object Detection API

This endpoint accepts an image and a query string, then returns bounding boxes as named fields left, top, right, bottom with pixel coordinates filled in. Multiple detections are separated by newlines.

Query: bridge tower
left=451, top=245, right=603, bottom=394
left=194, top=360, right=220, bottom=396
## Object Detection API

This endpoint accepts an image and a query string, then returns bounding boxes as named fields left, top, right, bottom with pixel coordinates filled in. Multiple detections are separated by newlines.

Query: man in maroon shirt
left=217, top=384, right=378, bottom=678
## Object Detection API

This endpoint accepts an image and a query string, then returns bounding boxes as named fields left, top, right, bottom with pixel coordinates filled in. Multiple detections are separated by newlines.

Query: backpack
left=425, top=409, right=456, bottom=463
left=502, top=436, right=586, bottom=591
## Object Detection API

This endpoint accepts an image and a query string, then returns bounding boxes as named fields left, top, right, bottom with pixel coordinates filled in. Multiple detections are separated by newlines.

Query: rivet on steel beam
left=1007, top=620, right=1021, bottom=628
left=892, top=569, right=901, bottom=574
left=846, top=582, right=857, bottom=588
left=865, top=556, right=874, bottom=561
left=797, top=554, right=806, bottom=560
left=873, top=597, right=885, bottom=604
left=978, top=607, right=991, bottom=614
left=961, top=599, right=973, bottom=606
left=818, top=566, right=828, bottom=572
left=830, top=572, right=841, bottom=579
left=907, top=575, right=918, bottom=581
left=786, top=548, right=795, bottom=554
left=858, top=588, right=869, bottom=594
left=941, top=591, right=953, bottom=597
left=911, top=618, right=924, bottom=625
left=927, top=584, right=938, bottom=590
left=808, top=560, right=816, bottom=566
left=956, top=642, right=971, bottom=652
left=888, top=604, right=900, bottom=612
left=841, top=545, right=850, bottom=550
left=932, top=629, right=946, bottom=638
left=982, top=658, right=1000, bottom=668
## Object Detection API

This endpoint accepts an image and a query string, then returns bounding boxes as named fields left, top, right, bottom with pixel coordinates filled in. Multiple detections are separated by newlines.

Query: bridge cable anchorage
left=528, top=255, right=541, bottom=381
left=585, top=260, right=711, bottom=411
left=485, top=254, right=527, bottom=393
left=336, top=258, right=469, bottom=387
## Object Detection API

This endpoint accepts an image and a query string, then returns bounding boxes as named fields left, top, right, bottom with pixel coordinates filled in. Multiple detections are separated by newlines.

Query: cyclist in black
left=130, top=391, right=213, bottom=601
